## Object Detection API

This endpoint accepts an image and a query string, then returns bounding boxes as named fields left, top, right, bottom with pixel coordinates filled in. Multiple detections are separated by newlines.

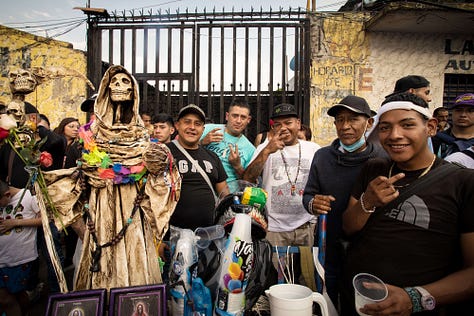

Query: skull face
left=9, top=69, right=37, bottom=95
left=109, top=73, right=133, bottom=102
left=6, top=99, right=25, bottom=125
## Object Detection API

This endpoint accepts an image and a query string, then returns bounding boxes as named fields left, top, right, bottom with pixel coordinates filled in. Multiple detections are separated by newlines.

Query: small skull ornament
left=9, top=69, right=37, bottom=95
left=109, top=73, right=133, bottom=102
left=6, top=99, right=26, bottom=126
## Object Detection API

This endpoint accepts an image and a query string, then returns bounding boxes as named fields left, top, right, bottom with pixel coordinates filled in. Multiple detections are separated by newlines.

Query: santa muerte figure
left=44, top=65, right=181, bottom=291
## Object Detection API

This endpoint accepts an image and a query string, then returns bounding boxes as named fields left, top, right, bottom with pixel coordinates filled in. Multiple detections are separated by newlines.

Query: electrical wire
left=14, top=19, right=86, bottom=34
left=2, top=17, right=87, bottom=41
left=4, top=16, right=85, bottom=26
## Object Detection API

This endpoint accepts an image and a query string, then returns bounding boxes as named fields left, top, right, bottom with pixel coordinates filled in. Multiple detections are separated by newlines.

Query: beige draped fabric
left=44, top=65, right=181, bottom=291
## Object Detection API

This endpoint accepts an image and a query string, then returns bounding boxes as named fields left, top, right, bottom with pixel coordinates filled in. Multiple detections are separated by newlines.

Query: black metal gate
left=86, top=8, right=310, bottom=142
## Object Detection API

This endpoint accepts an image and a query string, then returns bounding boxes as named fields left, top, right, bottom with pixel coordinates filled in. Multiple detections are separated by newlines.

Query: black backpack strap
left=461, top=148, right=474, bottom=160
left=373, top=162, right=462, bottom=216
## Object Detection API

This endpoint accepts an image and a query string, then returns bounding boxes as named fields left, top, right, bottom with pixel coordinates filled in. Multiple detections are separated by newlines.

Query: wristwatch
left=415, top=286, right=436, bottom=311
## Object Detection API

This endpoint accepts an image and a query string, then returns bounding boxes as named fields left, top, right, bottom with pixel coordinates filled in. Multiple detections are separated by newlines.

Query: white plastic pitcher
left=265, top=284, right=329, bottom=316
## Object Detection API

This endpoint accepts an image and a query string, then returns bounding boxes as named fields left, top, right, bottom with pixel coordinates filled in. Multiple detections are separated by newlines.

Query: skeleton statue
left=42, top=65, right=181, bottom=291
left=9, top=68, right=38, bottom=101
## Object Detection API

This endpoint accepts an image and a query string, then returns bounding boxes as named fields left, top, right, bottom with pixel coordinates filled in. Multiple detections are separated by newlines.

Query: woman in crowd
left=53, top=118, right=82, bottom=169
left=53, top=117, right=82, bottom=268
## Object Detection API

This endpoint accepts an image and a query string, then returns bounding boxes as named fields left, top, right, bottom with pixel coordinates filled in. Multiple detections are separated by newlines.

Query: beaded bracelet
left=404, top=287, right=423, bottom=313
left=360, top=192, right=376, bottom=213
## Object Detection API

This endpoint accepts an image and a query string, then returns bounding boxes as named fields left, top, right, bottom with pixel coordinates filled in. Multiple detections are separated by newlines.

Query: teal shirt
left=201, top=123, right=255, bottom=187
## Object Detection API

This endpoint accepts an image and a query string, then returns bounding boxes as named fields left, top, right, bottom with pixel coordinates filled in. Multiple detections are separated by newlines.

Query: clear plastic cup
left=353, top=273, right=388, bottom=316
left=194, top=225, right=226, bottom=249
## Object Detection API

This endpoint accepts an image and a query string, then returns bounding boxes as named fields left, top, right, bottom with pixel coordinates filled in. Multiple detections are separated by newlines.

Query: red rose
left=39, top=151, right=53, bottom=168
left=0, top=127, right=9, bottom=140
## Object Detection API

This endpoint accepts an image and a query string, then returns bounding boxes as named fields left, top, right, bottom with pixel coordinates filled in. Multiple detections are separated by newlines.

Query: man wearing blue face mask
left=302, top=95, right=386, bottom=310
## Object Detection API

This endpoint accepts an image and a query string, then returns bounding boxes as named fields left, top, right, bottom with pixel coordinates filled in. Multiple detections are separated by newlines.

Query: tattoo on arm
left=243, top=158, right=267, bottom=183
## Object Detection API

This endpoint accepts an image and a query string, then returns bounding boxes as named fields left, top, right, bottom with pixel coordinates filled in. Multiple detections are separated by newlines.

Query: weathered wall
left=368, top=32, right=474, bottom=107
left=310, top=13, right=371, bottom=145
left=0, top=25, right=88, bottom=128
left=309, top=13, right=474, bottom=146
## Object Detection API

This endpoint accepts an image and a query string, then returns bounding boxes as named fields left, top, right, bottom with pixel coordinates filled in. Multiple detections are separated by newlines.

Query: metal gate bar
left=86, top=8, right=310, bottom=141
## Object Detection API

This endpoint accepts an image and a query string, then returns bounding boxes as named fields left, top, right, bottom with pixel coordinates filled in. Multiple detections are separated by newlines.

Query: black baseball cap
left=270, top=103, right=298, bottom=119
left=386, top=75, right=430, bottom=98
left=177, top=104, right=206, bottom=122
left=80, top=94, right=98, bottom=113
left=24, top=101, right=39, bottom=114
left=327, top=95, right=375, bottom=118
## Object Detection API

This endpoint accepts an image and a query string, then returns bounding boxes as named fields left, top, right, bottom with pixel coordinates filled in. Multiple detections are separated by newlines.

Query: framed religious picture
left=45, top=289, right=106, bottom=316
left=109, top=284, right=167, bottom=316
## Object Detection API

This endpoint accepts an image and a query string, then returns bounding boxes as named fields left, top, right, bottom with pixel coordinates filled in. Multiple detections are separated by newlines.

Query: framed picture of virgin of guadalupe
left=109, top=284, right=167, bottom=316
left=45, top=289, right=106, bottom=316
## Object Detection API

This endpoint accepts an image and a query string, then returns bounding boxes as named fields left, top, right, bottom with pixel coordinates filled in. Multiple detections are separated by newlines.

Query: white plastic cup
left=215, top=124, right=225, bottom=136
left=353, top=273, right=388, bottom=316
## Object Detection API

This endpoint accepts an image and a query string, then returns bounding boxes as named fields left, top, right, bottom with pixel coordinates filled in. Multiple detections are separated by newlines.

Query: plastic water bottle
left=215, top=214, right=253, bottom=316
left=170, top=228, right=198, bottom=316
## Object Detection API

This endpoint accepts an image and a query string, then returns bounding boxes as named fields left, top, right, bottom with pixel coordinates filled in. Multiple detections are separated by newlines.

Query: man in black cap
left=161, top=104, right=229, bottom=281
left=386, top=75, right=432, bottom=104
left=166, top=104, right=229, bottom=231
left=302, top=95, right=386, bottom=308
left=244, top=103, right=320, bottom=280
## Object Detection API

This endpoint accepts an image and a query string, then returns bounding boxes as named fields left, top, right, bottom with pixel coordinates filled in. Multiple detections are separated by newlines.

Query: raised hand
left=201, top=127, right=224, bottom=145
left=228, top=144, right=241, bottom=167
left=362, top=173, right=406, bottom=209
left=312, top=194, right=336, bottom=215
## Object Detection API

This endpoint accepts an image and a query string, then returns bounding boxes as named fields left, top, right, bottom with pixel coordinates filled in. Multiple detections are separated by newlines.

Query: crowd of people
left=0, top=70, right=473, bottom=316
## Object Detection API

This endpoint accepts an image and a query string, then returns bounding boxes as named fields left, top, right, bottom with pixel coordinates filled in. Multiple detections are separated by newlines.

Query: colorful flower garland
left=79, top=126, right=147, bottom=184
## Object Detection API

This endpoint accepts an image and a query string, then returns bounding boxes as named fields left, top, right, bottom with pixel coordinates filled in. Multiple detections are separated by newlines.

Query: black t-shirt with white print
left=341, top=158, right=474, bottom=315
left=167, top=142, right=227, bottom=231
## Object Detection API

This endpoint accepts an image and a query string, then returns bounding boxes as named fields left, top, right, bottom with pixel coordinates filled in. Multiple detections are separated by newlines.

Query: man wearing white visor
left=340, top=92, right=474, bottom=315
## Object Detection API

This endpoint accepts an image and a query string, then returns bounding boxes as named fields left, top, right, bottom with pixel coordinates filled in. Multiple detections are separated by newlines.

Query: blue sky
left=0, top=0, right=344, bottom=51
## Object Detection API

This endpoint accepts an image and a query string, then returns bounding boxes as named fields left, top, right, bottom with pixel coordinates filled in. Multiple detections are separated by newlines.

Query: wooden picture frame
left=45, top=289, right=106, bottom=316
left=108, top=284, right=167, bottom=316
